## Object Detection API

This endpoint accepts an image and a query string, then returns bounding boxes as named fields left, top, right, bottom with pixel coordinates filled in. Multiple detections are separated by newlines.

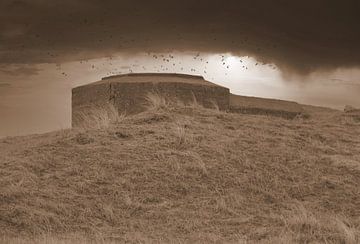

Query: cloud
left=330, top=79, right=360, bottom=86
left=0, top=0, right=359, bottom=74
left=0, top=64, right=41, bottom=77
left=0, top=82, right=11, bottom=88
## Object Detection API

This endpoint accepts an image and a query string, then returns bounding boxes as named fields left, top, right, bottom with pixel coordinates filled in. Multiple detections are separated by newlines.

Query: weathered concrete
left=229, top=94, right=305, bottom=119
left=344, top=105, right=360, bottom=122
left=72, top=73, right=230, bottom=127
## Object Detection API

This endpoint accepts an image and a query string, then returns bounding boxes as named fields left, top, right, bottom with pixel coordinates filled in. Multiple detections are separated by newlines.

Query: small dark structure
left=72, top=73, right=230, bottom=127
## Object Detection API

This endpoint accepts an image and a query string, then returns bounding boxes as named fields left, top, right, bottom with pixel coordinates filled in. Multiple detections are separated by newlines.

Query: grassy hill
left=1, top=97, right=359, bottom=243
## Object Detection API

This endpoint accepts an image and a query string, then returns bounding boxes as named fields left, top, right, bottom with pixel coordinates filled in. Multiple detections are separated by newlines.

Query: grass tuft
left=145, top=92, right=169, bottom=110
left=73, top=103, right=125, bottom=130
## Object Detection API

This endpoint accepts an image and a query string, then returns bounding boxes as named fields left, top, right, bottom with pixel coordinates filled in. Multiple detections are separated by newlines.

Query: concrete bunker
left=72, top=73, right=230, bottom=127
left=229, top=94, right=305, bottom=119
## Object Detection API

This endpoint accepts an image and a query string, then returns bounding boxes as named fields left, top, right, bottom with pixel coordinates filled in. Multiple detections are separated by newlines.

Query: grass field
left=1, top=96, right=359, bottom=243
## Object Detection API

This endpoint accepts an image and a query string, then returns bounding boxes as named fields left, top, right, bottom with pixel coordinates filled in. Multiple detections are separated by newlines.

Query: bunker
left=229, top=94, right=305, bottom=119
left=72, top=73, right=230, bottom=127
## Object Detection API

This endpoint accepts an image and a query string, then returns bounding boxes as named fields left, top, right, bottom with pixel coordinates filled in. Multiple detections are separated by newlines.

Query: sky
left=1, top=0, right=360, bottom=137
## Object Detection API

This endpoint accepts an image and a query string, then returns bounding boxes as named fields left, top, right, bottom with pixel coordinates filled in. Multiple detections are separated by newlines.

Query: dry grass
left=0, top=235, right=116, bottom=244
left=1, top=96, right=359, bottom=243
left=145, top=92, right=169, bottom=110
left=72, top=103, right=125, bottom=130
left=145, top=91, right=204, bottom=111
left=187, top=91, right=203, bottom=109
left=280, top=204, right=359, bottom=243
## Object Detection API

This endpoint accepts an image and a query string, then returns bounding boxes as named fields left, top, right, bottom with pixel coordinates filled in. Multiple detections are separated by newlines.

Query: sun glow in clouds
left=63, top=52, right=284, bottom=99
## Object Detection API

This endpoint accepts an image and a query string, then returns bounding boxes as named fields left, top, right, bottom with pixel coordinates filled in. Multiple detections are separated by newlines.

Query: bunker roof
left=75, top=73, right=225, bottom=89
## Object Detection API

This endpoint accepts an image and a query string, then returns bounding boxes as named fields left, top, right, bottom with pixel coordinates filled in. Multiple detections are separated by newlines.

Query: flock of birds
left=57, top=52, right=277, bottom=79
left=28, top=23, right=279, bottom=79
left=18, top=15, right=280, bottom=80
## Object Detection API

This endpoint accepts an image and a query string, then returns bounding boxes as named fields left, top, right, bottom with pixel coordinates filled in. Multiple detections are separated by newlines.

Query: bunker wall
left=111, top=82, right=229, bottom=114
left=72, top=83, right=112, bottom=127
left=71, top=79, right=230, bottom=127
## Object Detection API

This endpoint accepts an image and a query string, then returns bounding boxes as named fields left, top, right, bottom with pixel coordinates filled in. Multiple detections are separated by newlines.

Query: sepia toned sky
left=1, top=0, right=360, bottom=137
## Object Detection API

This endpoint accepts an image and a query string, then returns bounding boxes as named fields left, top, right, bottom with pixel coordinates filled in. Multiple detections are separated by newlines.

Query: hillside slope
left=1, top=102, right=360, bottom=243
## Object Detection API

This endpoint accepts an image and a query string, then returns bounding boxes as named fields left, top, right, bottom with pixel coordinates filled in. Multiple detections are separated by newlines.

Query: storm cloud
left=1, top=0, right=360, bottom=74
left=0, top=64, right=40, bottom=76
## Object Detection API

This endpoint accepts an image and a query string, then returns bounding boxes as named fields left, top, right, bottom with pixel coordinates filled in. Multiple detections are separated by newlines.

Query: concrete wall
left=111, top=81, right=229, bottom=114
left=229, top=94, right=305, bottom=119
left=72, top=83, right=111, bottom=127
left=72, top=75, right=230, bottom=127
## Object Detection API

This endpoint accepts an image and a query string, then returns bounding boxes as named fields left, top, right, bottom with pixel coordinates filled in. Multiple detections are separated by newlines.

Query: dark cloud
left=0, top=0, right=359, bottom=74
left=0, top=64, right=41, bottom=77
left=0, top=83, right=11, bottom=88
left=330, top=79, right=360, bottom=87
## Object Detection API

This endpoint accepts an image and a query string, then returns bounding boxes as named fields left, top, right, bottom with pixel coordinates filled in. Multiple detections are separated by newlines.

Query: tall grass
left=73, top=103, right=125, bottom=130
left=187, top=91, right=203, bottom=109
left=281, top=203, right=359, bottom=244
left=145, top=92, right=169, bottom=110
left=145, top=91, right=206, bottom=111
left=0, top=235, right=119, bottom=244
